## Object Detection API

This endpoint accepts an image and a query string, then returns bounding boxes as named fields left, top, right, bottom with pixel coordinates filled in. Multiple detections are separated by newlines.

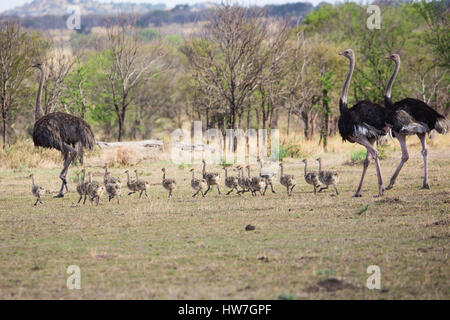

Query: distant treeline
left=0, top=2, right=315, bottom=31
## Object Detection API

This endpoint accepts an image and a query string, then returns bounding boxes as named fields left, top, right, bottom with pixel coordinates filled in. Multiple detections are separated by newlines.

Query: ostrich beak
left=338, top=51, right=344, bottom=56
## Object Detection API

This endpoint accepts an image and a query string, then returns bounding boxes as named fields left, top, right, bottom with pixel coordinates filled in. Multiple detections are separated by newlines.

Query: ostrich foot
left=385, top=184, right=394, bottom=190
left=420, top=184, right=430, bottom=190
left=353, top=192, right=362, bottom=198
left=53, top=193, right=64, bottom=198
left=373, top=186, right=384, bottom=198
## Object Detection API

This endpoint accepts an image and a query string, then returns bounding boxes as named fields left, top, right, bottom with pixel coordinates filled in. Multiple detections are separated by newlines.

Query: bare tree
left=0, top=21, right=41, bottom=148
left=99, top=15, right=165, bottom=141
left=185, top=5, right=270, bottom=131
left=42, top=46, right=80, bottom=114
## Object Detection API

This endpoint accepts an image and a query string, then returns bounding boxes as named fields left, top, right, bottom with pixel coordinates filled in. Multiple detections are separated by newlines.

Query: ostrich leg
left=366, top=140, right=385, bottom=197
left=386, top=133, right=409, bottom=190
left=352, top=137, right=384, bottom=197
left=54, top=143, right=77, bottom=198
left=418, top=133, right=430, bottom=189
left=270, top=182, right=276, bottom=194
left=353, top=150, right=370, bottom=197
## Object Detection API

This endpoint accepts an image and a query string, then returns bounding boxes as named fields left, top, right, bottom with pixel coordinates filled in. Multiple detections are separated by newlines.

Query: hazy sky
left=1, top=0, right=340, bottom=14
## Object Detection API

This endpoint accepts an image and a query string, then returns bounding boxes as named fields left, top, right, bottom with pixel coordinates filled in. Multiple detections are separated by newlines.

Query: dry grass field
left=0, top=136, right=449, bottom=299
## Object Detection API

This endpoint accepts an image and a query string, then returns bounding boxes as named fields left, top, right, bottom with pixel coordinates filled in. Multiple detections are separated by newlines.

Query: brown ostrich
left=31, top=63, right=95, bottom=198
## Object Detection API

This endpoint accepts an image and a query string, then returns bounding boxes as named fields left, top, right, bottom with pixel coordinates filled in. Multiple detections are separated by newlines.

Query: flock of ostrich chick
left=29, top=158, right=337, bottom=206
left=27, top=49, right=448, bottom=206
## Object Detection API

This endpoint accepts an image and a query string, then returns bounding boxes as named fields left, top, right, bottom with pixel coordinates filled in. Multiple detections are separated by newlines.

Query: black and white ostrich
left=338, top=49, right=388, bottom=197
left=384, top=54, right=448, bottom=190
left=32, top=63, right=95, bottom=198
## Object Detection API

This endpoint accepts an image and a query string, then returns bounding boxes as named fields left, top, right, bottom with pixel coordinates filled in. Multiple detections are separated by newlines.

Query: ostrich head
left=189, top=168, right=195, bottom=172
left=301, top=159, right=307, bottom=163
left=338, top=49, right=354, bottom=60
left=29, top=174, right=34, bottom=178
left=386, top=53, right=400, bottom=62
left=124, top=170, right=129, bottom=174
left=32, top=63, right=42, bottom=69
left=162, top=168, right=167, bottom=173
left=315, top=157, right=322, bottom=162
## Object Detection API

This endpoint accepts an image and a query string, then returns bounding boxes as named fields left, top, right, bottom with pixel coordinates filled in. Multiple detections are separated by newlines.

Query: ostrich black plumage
left=32, top=63, right=95, bottom=198
left=384, top=54, right=448, bottom=190
left=338, top=49, right=388, bottom=197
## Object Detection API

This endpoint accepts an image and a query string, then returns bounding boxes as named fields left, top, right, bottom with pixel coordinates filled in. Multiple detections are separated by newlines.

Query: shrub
left=350, top=149, right=367, bottom=164
left=279, top=143, right=305, bottom=160
left=177, top=163, right=193, bottom=170
left=349, top=144, right=390, bottom=164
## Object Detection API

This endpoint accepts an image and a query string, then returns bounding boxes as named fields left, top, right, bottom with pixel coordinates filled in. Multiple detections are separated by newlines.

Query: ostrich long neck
left=135, top=171, right=139, bottom=180
left=162, top=171, right=166, bottom=180
left=303, top=162, right=307, bottom=175
left=339, top=54, right=355, bottom=113
left=35, top=67, right=45, bottom=122
left=81, top=171, right=86, bottom=182
left=125, top=172, right=130, bottom=183
left=385, top=58, right=400, bottom=108
left=224, top=168, right=228, bottom=179
left=31, top=176, right=35, bottom=186
left=280, top=165, right=284, bottom=178
left=317, top=160, right=322, bottom=172
left=88, top=173, right=92, bottom=183
left=191, top=170, right=195, bottom=180
left=202, top=161, right=206, bottom=177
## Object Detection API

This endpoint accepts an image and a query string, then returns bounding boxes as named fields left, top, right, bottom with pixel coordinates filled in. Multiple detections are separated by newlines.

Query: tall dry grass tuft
left=0, top=140, right=61, bottom=169
left=90, top=147, right=139, bottom=167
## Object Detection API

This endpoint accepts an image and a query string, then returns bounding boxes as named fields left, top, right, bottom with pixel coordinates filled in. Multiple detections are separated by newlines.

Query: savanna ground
left=0, top=135, right=449, bottom=300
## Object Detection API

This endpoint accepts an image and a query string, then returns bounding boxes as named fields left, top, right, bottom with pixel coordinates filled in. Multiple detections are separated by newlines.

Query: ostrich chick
left=86, top=172, right=105, bottom=206
left=134, top=169, right=150, bottom=199
left=223, top=166, right=240, bottom=195
left=162, top=168, right=176, bottom=198
left=103, top=165, right=120, bottom=185
left=106, top=178, right=122, bottom=204
left=247, top=165, right=266, bottom=196
left=301, top=159, right=321, bottom=194
left=29, top=174, right=45, bottom=206
left=279, top=163, right=296, bottom=196
left=316, top=158, right=339, bottom=195
left=189, top=168, right=207, bottom=197
left=202, top=160, right=221, bottom=195
left=124, top=170, right=139, bottom=195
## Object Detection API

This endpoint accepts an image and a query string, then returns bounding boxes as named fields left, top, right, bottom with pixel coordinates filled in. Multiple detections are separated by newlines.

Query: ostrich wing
left=33, top=112, right=95, bottom=151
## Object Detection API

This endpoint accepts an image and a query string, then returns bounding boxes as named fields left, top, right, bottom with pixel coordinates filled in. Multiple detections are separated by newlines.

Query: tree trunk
left=302, top=111, right=311, bottom=140
left=287, top=106, right=292, bottom=136
left=118, top=115, right=124, bottom=142
left=322, top=89, right=330, bottom=152
left=256, top=107, right=261, bottom=154
left=2, top=116, right=7, bottom=149
left=311, top=112, right=318, bottom=138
